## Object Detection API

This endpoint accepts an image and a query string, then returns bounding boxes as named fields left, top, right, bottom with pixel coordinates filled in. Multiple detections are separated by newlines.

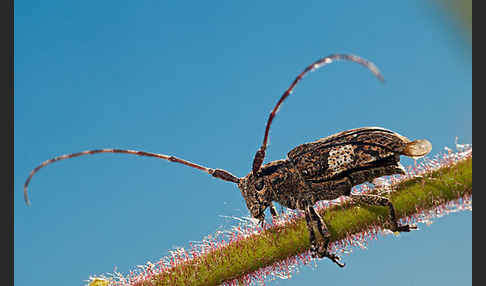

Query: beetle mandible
left=24, top=54, right=432, bottom=267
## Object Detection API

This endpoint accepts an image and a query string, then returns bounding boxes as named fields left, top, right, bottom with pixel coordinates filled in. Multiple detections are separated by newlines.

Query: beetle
left=24, top=54, right=432, bottom=267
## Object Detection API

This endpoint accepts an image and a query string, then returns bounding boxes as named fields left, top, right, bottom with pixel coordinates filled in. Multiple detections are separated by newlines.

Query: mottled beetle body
left=238, top=126, right=431, bottom=221
left=24, top=54, right=432, bottom=268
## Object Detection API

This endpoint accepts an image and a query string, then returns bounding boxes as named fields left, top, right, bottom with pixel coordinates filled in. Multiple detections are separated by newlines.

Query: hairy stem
left=92, top=152, right=472, bottom=286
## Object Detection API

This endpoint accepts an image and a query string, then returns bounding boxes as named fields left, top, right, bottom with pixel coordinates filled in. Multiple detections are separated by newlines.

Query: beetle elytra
left=24, top=54, right=432, bottom=267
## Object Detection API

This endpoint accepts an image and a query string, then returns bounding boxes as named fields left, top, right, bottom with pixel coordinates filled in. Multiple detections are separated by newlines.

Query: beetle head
left=237, top=173, right=271, bottom=223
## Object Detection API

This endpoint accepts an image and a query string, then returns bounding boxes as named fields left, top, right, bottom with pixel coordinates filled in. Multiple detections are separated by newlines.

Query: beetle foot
left=324, top=252, right=346, bottom=268
left=269, top=204, right=279, bottom=221
left=259, top=219, right=265, bottom=228
left=311, top=242, right=346, bottom=267
left=392, top=224, right=418, bottom=232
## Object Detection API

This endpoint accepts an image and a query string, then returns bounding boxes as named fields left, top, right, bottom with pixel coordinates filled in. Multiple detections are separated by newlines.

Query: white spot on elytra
left=328, top=144, right=354, bottom=173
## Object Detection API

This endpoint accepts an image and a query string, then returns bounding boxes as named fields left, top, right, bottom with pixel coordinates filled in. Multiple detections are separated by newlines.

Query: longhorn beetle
left=24, top=54, right=432, bottom=267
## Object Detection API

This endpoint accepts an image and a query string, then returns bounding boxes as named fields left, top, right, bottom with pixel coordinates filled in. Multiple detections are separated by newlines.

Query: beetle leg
left=305, top=206, right=345, bottom=267
left=350, top=194, right=417, bottom=232
left=304, top=209, right=318, bottom=252
left=269, top=203, right=279, bottom=220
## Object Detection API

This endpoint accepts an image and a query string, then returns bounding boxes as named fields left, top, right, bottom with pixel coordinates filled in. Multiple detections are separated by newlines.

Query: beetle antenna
left=252, top=54, right=385, bottom=173
left=24, top=148, right=240, bottom=205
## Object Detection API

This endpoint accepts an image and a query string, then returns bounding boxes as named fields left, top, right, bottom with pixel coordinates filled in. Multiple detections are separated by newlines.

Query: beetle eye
left=255, top=178, right=264, bottom=190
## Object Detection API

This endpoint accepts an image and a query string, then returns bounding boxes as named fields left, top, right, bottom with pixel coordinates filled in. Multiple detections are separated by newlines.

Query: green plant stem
left=129, top=156, right=471, bottom=286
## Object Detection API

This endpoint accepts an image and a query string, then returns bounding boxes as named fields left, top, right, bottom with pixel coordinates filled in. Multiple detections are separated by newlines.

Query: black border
left=6, top=0, right=13, bottom=285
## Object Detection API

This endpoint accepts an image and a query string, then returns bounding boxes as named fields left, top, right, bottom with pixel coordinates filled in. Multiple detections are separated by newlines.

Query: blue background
left=15, top=1, right=471, bottom=285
